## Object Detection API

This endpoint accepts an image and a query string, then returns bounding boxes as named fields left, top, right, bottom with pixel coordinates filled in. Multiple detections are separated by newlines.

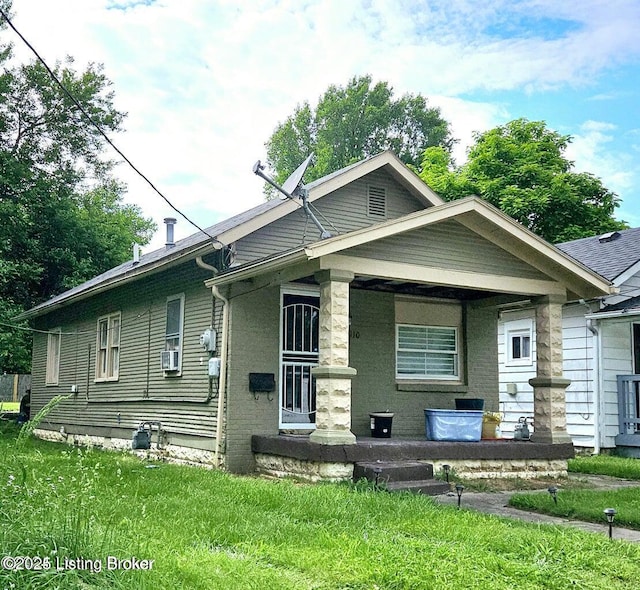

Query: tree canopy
left=0, top=5, right=155, bottom=373
left=419, top=119, right=627, bottom=243
left=265, top=75, right=454, bottom=189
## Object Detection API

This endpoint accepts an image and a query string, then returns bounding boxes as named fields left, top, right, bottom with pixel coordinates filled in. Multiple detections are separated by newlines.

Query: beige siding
left=345, top=220, right=550, bottom=280
left=31, top=261, right=218, bottom=447
left=235, top=170, right=426, bottom=264
left=465, top=302, right=499, bottom=409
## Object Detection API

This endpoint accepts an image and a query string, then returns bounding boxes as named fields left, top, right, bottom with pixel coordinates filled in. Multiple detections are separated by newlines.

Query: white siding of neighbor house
left=599, top=319, right=634, bottom=448
left=498, top=304, right=597, bottom=448
left=498, top=269, right=640, bottom=450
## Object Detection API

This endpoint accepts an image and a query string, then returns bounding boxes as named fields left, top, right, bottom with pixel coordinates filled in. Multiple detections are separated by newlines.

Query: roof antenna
left=252, top=154, right=332, bottom=239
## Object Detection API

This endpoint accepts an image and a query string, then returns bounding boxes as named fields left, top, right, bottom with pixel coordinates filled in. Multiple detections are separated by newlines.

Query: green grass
left=3, top=425, right=640, bottom=589
left=569, top=454, right=640, bottom=480
left=0, top=401, right=19, bottom=412
left=510, top=454, right=640, bottom=530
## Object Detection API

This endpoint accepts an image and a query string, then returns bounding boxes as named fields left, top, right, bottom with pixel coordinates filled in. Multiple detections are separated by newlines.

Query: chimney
left=132, top=243, right=141, bottom=264
left=164, top=217, right=177, bottom=248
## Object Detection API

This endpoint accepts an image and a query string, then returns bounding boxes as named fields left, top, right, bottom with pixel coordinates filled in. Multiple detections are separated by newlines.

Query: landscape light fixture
left=373, top=466, right=382, bottom=488
left=442, top=464, right=451, bottom=483
left=604, top=508, right=617, bottom=539
left=547, top=486, right=558, bottom=505
left=455, top=483, right=464, bottom=509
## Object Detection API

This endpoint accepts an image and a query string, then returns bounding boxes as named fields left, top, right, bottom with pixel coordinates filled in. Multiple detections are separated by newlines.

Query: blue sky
left=6, top=0, right=640, bottom=249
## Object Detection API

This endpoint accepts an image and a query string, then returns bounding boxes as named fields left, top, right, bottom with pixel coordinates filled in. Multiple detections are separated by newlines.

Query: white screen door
left=280, top=290, right=319, bottom=428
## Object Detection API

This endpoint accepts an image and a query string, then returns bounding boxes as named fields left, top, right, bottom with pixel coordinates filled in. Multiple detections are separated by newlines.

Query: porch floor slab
left=252, top=435, right=575, bottom=463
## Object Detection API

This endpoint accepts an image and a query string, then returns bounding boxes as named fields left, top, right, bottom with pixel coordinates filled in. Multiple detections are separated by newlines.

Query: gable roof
left=556, top=227, right=640, bottom=283
left=211, top=197, right=614, bottom=301
left=20, top=151, right=442, bottom=320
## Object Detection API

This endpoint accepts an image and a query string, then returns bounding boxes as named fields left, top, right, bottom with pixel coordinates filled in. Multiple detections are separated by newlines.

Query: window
left=396, top=324, right=458, bottom=380
left=96, top=313, right=121, bottom=381
left=164, top=295, right=184, bottom=373
left=506, top=321, right=533, bottom=366
left=46, top=329, right=61, bottom=385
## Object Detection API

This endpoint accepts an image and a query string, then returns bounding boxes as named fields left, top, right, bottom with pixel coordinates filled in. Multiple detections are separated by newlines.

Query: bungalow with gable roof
left=19, top=151, right=614, bottom=481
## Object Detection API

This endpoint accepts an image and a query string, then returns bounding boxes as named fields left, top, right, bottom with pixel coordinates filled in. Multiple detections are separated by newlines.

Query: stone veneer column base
left=309, top=428, right=357, bottom=445
left=529, top=376, right=572, bottom=445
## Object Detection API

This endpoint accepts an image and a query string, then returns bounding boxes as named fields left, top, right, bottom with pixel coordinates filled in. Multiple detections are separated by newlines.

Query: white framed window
left=46, top=328, right=61, bottom=385
left=164, top=294, right=184, bottom=373
left=396, top=324, right=459, bottom=380
left=506, top=320, right=533, bottom=366
left=95, top=312, right=121, bottom=381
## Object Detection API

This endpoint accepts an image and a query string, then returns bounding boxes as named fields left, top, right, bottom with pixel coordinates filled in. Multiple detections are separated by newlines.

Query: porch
left=252, top=434, right=575, bottom=482
left=615, top=375, right=640, bottom=456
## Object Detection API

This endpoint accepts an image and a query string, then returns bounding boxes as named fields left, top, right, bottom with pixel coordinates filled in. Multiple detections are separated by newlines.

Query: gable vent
left=368, top=186, right=387, bottom=218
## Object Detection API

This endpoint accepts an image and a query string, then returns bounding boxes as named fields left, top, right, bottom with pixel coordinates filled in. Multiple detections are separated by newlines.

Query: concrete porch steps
left=353, top=460, right=450, bottom=495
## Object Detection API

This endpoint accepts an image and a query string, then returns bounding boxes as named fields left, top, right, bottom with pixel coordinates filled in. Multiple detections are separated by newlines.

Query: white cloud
left=5, top=0, right=640, bottom=250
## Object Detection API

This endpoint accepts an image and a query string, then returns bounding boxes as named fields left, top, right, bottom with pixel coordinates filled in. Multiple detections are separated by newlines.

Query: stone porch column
left=309, top=269, right=357, bottom=445
left=529, top=294, right=572, bottom=444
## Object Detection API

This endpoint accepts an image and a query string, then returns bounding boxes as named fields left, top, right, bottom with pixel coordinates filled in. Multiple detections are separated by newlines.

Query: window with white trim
left=396, top=324, right=459, bottom=379
left=46, top=329, right=61, bottom=385
left=95, top=313, right=121, bottom=381
left=506, top=320, right=533, bottom=366
left=164, top=294, right=184, bottom=373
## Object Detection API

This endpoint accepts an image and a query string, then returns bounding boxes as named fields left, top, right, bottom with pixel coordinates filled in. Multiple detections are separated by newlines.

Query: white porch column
left=309, top=269, right=357, bottom=445
left=529, top=294, right=572, bottom=444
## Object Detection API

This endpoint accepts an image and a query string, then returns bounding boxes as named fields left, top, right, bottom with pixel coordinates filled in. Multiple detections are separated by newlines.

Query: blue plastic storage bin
left=424, top=409, right=483, bottom=441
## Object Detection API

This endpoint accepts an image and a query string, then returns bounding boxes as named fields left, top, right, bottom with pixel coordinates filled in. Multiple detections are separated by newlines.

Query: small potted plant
left=482, top=411, right=502, bottom=439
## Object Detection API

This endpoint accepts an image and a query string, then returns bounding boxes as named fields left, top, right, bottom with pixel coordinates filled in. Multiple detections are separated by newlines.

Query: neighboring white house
left=498, top=228, right=640, bottom=454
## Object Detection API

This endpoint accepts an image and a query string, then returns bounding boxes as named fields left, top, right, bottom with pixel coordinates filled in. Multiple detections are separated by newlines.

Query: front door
left=280, top=289, right=319, bottom=428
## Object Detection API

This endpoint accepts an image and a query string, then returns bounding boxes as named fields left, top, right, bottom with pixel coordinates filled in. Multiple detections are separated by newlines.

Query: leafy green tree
left=0, top=5, right=155, bottom=373
left=419, top=119, right=626, bottom=243
left=265, top=75, right=454, bottom=189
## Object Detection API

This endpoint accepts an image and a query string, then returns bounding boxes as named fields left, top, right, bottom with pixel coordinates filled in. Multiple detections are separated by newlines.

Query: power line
left=0, top=7, right=223, bottom=247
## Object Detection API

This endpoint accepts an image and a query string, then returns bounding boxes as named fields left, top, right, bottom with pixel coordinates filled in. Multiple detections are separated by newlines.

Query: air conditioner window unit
left=161, top=350, right=180, bottom=371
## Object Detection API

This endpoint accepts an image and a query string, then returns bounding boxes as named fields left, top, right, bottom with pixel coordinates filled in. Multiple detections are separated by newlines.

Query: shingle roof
left=556, top=227, right=640, bottom=282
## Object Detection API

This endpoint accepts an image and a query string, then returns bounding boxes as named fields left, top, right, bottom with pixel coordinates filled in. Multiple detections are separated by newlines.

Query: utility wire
left=0, top=8, right=223, bottom=247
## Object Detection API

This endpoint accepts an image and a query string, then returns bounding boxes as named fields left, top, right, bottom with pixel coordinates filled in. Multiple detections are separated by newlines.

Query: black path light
left=373, top=466, right=382, bottom=489
left=442, top=464, right=451, bottom=483
left=455, top=483, right=464, bottom=509
left=547, top=486, right=558, bottom=505
left=604, top=508, right=617, bottom=539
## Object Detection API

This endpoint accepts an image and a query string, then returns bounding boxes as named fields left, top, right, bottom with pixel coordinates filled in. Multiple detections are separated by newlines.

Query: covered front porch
left=210, top=198, right=614, bottom=476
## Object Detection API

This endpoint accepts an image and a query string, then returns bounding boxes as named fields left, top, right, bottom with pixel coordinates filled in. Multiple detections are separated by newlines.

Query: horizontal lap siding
left=31, top=261, right=218, bottom=442
left=235, top=171, right=426, bottom=264
left=345, top=221, right=549, bottom=280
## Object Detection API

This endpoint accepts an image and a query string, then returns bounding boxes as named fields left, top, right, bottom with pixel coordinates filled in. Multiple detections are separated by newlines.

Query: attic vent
left=368, top=186, right=387, bottom=218
left=598, top=231, right=621, bottom=243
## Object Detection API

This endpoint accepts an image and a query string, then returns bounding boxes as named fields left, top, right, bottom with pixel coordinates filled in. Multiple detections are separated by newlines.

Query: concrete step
left=354, top=460, right=435, bottom=484
left=386, top=480, right=451, bottom=495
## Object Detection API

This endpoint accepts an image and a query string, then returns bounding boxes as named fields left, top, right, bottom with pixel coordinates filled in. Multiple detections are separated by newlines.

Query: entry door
left=280, top=291, right=319, bottom=428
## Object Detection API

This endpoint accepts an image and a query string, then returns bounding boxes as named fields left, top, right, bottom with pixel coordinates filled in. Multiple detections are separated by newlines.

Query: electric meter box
left=208, top=357, right=221, bottom=377
left=200, top=328, right=217, bottom=352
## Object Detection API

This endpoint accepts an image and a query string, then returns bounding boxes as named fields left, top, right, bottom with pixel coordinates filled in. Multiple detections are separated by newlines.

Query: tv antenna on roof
left=252, top=154, right=333, bottom=239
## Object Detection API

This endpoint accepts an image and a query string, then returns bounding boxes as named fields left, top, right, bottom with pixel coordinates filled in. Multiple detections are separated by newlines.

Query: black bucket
left=370, top=412, right=394, bottom=438
left=454, top=398, right=485, bottom=411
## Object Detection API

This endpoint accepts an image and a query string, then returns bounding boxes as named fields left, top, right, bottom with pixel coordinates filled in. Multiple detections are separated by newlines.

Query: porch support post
left=309, top=269, right=357, bottom=445
left=529, top=294, right=572, bottom=444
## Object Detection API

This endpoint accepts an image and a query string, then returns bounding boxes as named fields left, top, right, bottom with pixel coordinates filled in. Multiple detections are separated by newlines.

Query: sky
left=4, top=0, right=640, bottom=251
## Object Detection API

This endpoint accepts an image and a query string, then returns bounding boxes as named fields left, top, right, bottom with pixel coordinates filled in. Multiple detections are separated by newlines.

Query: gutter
left=211, top=284, right=229, bottom=468
left=586, top=316, right=602, bottom=454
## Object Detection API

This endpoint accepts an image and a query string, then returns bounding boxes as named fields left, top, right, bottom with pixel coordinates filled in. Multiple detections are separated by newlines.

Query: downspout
left=211, top=284, right=229, bottom=469
left=585, top=308, right=602, bottom=454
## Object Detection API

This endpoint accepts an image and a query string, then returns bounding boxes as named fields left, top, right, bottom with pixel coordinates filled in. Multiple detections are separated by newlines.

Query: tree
left=419, top=119, right=627, bottom=243
left=0, top=5, right=155, bottom=373
left=265, top=75, right=454, bottom=189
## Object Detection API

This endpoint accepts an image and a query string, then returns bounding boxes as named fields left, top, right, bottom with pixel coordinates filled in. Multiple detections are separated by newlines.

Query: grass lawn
left=509, top=455, right=640, bottom=530
left=3, top=425, right=640, bottom=589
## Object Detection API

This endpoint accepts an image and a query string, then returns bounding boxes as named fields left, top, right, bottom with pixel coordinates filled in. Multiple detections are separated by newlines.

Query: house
left=498, top=228, right=640, bottom=455
left=20, top=151, right=614, bottom=479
